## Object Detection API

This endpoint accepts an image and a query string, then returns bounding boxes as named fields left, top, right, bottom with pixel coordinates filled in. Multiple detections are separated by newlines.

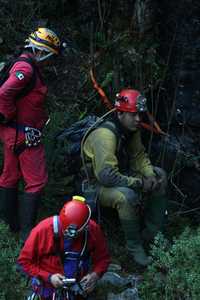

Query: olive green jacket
left=83, top=123, right=155, bottom=189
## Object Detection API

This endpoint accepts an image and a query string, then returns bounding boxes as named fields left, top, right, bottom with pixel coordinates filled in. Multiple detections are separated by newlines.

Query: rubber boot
left=121, top=218, right=151, bottom=267
left=143, top=194, right=168, bottom=242
left=0, top=187, right=19, bottom=232
left=19, top=192, right=40, bottom=243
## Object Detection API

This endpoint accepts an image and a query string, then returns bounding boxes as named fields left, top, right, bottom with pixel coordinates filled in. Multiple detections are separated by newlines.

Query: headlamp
left=64, top=224, right=78, bottom=238
left=136, top=95, right=147, bottom=112
left=116, top=93, right=129, bottom=103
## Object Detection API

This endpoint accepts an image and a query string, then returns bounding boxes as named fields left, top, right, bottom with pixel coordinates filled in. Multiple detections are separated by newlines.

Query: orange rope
left=90, top=68, right=113, bottom=110
left=145, top=111, right=168, bottom=136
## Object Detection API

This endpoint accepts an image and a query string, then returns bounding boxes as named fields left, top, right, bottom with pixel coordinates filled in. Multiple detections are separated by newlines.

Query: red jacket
left=17, top=217, right=110, bottom=284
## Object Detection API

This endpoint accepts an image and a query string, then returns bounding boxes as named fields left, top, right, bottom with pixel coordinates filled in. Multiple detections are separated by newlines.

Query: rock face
left=159, top=0, right=200, bottom=127
left=152, top=0, right=200, bottom=210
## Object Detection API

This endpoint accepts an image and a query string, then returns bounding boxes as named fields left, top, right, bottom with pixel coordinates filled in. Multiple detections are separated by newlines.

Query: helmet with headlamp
left=59, top=196, right=91, bottom=238
left=25, top=27, right=61, bottom=61
left=115, top=89, right=147, bottom=113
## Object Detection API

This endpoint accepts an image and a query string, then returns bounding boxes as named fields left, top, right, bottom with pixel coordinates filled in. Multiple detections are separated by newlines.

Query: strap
left=7, top=121, right=28, bottom=132
left=53, top=215, right=61, bottom=257
left=13, top=142, right=26, bottom=156
left=53, top=215, right=59, bottom=238
left=98, top=120, right=121, bottom=140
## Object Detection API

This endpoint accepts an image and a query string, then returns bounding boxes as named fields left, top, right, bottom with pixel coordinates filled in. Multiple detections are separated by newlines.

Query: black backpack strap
left=98, top=120, right=121, bottom=141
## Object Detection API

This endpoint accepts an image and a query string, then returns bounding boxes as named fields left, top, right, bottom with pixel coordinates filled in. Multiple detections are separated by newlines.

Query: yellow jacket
left=83, top=121, right=155, bottom=188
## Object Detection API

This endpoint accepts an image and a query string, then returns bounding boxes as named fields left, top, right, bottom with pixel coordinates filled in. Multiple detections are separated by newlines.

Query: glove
left=80, top=272, right=99, bottom=294
left=130, top=177, right=143, bottom=190
left=142, top=175, right=159, bottom=192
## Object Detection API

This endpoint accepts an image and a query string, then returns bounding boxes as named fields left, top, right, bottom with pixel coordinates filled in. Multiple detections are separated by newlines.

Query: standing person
left=0, top=28, right=62, bottom=242
left=17, top=196, right=111, bottom=300
left=82, top=89, right=168, bottom=266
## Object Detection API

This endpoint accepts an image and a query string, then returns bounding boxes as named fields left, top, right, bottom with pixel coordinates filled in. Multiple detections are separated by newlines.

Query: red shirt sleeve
left=0, top=60, right=33, bottom=120
left=17, top=225, right=52, bottom=282
left=89, top=221, right=111, bottom=277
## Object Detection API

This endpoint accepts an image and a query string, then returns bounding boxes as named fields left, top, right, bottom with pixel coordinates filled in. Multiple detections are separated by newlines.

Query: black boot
left=19, top=192, right=40, bottom=243
left=121, top=218, right=151, bottom=267
left=143, top=194, right=168, bottom=242
left=0, top=187, right=19, bottom=232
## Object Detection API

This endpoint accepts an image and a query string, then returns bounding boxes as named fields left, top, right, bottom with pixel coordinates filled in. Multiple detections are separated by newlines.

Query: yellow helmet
left=26, top=28, right=61, bottom=56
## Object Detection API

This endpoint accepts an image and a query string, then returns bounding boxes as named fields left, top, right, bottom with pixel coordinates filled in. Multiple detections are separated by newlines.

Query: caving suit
left=83, top=117, right=168, bottom=253
left=0, top=52, right=48, bottom=240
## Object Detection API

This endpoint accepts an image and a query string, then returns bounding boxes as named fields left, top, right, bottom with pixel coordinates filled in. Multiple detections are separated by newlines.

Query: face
left=118, top=111, right=140, bottom=131
left=34, top=50, right=57, bottom=67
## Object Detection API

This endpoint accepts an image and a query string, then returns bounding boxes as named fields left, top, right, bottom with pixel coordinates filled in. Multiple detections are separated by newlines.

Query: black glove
left=142, top=175, right=159, bottom=192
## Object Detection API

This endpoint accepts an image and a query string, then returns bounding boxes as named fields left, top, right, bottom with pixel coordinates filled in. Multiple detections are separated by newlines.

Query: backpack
left=0, top=56, right=37, bottom=99
left=55, top=115, right=100, bottom=176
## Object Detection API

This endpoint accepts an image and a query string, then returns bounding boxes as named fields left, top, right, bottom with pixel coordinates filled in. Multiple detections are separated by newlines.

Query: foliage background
left=0, top=0, right=200, bottom=299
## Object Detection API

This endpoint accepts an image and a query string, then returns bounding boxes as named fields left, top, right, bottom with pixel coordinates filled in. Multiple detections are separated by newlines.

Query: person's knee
left=154, top=167, right=168, bottom=194
left=0, top=176, right=19, bottom=188
left=25, top=176, right=48, bottom=194
left=114, top=187, right=139, bottom=210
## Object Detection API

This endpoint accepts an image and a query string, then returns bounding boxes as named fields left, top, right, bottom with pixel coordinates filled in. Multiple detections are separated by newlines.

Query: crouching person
left=17, top=196, right=111, bottom=300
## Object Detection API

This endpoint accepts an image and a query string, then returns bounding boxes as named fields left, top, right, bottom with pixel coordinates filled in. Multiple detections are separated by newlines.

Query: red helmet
left=59, top=196, right=91, bottom=237
left=115, top=89, right=147, bottom=113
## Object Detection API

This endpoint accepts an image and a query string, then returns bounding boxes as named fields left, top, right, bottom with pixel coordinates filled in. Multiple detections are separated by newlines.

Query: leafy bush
left=0, top=222, right=26, bottom=300
left=140, top=228, right=200, bottom=300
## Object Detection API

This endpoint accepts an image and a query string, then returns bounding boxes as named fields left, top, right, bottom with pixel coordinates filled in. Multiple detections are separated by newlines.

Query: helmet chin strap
left=24, top=43, right=54, bottom=62
left=35, top=51, right=54, bottom=62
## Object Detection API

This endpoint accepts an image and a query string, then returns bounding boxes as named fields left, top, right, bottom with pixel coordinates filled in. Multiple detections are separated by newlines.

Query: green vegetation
left=0, top=222, right=26, bottom=300
left=141, top=229, right=200, bottom=300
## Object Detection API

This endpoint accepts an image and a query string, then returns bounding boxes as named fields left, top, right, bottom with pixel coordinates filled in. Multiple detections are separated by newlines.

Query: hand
left=131, top=177, right=143, bottom=189
left=80, top=272, right=99, bottom=294
left=142, top=175, right=159, bottom=192
left=50, top=273, right=65, bottom=288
